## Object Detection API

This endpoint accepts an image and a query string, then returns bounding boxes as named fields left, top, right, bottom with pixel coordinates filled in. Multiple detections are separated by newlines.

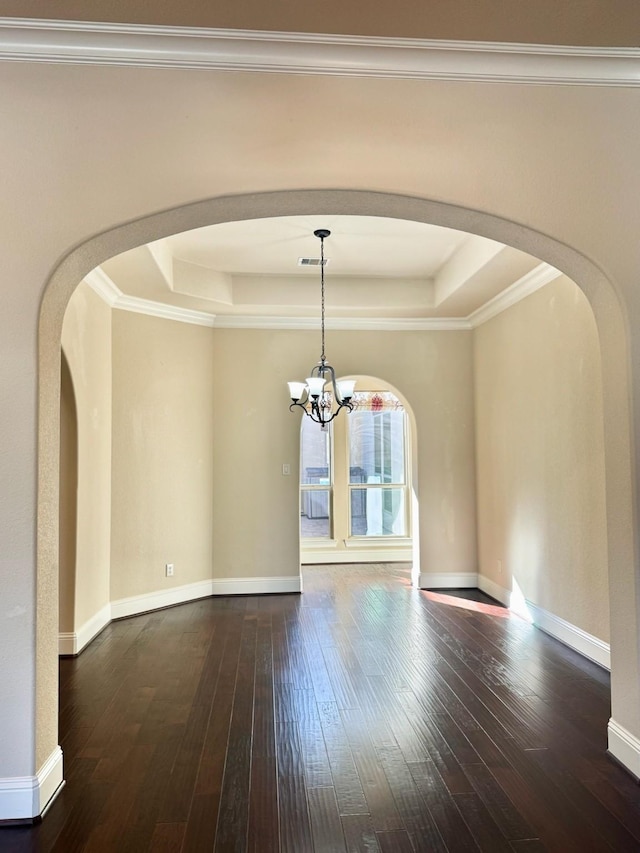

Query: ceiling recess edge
left=84, top=262, right=560, bottom=330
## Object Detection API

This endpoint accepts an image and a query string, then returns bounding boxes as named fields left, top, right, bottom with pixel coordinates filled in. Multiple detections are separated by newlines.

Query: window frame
left=346, top=402, right=410, bottom=540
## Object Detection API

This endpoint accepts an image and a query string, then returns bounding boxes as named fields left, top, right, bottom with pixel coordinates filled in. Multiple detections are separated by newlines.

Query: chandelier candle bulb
left=287, top=229, right=356, bottom=428
left=306, top=377, right=326, bottom=398
left=337, top=379, right=356, bottom=401
left=288, top=381, right=307, bottom=402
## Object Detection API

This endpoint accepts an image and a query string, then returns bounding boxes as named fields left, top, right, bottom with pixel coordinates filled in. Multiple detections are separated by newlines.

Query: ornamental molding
left=1, top=17, right=640, bottom=86
left=467, top=262, right=562, bottom=327
left=85, top=262, right=560, bottom=330
left=213, top=315, right=471, bottom=331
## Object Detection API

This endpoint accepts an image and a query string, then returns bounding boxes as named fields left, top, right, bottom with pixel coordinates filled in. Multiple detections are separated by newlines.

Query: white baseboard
left=0, top=746, right=63, bottom=821
left=304, top=549, right=412, bottom=564
left=60, top=576, right=302, bottom=650
left=111, top=579, right=216, bottom=619
left=608, top=718, right=640, bottom=779
left=477, top=574, right=610, bottom=670
left=211, top=575, right=301, bottom=595
left=111, top=575, right=301, bottom=620
left=421, top=571, right=610, bottom=671
left=302, top=538, right=412, bottom=565
left=477, top=575, right=512, bottom=607
left=76, top=603, right=112, bottom=652
left=526, top=600, right=610, bottom=670
left=418, top=571, right=479, bottom=589
left=58, top=632, right=76, bottom=656
left=58, top=603, right=112, bottom=655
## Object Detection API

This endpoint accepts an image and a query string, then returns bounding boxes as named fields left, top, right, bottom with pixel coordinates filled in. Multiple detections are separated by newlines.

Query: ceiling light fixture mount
left=287, top=229, right=355, bottom=428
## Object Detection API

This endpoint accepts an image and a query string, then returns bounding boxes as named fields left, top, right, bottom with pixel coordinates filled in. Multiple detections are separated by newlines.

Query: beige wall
left=212, top=327, right=478, bottom=579
left=211, top=329, right=300, bottom=580
left=2, top=1, right=640, bottom=802
left=60, top=283, right=112, bottom=633
left=110, top=311, right=216, bottom=600
left=69, top=286, right=607, bottom=623
left=64, top=311, right=475, bottom=601
left=474, top=276, right=609, bottom=641
left=58, top=353, right=77, bottom=634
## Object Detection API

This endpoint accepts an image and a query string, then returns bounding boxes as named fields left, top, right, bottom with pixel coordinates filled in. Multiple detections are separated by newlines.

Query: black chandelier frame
left=288, top=229, right=355, bottom=427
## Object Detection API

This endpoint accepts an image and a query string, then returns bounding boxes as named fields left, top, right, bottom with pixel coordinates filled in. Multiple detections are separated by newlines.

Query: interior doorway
left=300, top=379, right=415, bottom=565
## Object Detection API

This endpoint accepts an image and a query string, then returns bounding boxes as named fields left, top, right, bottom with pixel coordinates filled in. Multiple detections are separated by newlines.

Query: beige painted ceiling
left=100, top=214, right=542, bottom=321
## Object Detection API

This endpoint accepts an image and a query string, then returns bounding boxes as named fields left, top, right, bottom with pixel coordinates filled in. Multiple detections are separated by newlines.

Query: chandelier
left=287, top=229, right=356, bottom=427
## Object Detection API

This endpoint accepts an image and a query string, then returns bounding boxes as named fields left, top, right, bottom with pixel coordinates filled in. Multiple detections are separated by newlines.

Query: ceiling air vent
left=298, top=257, right=329, bottom=267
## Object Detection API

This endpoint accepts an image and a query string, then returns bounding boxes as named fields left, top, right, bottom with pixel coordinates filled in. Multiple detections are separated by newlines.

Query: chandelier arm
left=326, top=363, right=341, bottom=404
left=291, top=397, right=352, bottom=424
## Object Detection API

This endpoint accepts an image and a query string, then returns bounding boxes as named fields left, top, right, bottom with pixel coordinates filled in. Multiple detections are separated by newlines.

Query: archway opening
left=36, top=189, right=638, bottom=803
left=299, top=377, right=419, bottom=574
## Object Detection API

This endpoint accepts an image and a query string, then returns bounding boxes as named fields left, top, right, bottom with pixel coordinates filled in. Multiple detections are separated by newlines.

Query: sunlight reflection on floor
left=422, top=589, right=511, bottom=618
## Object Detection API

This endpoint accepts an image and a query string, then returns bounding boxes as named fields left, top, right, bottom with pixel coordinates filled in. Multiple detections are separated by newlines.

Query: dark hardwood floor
left=4, top=564, right=640, bottom=852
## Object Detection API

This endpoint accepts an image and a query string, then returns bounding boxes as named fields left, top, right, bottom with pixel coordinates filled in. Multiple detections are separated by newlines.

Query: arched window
left=300, top=384, right=413, bottom=564
left=348, top=391, right=407, bottom=537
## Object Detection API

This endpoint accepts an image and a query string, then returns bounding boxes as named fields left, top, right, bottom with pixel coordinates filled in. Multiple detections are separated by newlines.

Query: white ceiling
left=100, top=214, right=545, bottom=322
left=163, top=216, right=468, bottom=277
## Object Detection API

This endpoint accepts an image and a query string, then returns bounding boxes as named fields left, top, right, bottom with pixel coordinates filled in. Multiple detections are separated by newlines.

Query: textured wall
left=474, top=276, right=609, bottom=641
left=58, top=353, right=77, bottom=634
left=212, top=327, right=477, bottom=580
left=109, top=319, right=476, bottom=589
left=2, top=23, right=633, bottom=787
left=60, top=284, right=112, bottom=634
left=110, top=311, right=216, bottom=600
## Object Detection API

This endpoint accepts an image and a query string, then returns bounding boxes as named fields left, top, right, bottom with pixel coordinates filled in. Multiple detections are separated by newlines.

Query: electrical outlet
left=165, top=563, right=174, bottom=577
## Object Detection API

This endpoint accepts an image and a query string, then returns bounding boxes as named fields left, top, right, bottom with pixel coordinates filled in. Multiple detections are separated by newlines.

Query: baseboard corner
left=477, top=575, right=511, bottom=607
left=608, top=718, right=640, bottom=780
left=0, top=745, right=63, bottom=822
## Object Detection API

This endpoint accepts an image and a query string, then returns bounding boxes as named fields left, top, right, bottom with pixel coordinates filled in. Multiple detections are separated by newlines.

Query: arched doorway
left=35, top=189, right=639, bottom=815
left=300, top=377, right=419, bottom=569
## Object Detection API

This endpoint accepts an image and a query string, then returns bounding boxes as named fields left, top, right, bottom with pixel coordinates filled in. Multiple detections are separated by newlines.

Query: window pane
left=349, top=410, right=405, bottom=484
left=301, top=489, right=331, bottom=538
left=300, top=417, right=331, bottom=485
left=350, top=488, right=406, bottom=536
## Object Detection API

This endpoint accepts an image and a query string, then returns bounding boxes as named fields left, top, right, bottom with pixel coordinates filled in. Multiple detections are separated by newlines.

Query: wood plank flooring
left=4, top=564, right=640, bottom=852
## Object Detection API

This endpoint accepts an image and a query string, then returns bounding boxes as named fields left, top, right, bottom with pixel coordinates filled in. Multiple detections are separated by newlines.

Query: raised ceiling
left=99, top=214, right=548, bottom=324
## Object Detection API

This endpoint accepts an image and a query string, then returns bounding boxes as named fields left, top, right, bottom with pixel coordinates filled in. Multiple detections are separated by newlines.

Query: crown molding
left=1, top=18, right=640, bottom=85
left=85, top=268, right=216, bottom=326
left=467, top=262, right=562, bottom=327
left=84, top=267, right=121, bottom=306
left=115, top=295, right=216, bottom=327
left=84, top=261, right=558, bottom=329
left=213, top=315, right=471, bottom=331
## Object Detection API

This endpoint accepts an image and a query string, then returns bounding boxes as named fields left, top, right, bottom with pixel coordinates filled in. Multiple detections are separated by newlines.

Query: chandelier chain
left=287, top=228, right=354, bottom=426
left=320, top=232, right=326, bottom=363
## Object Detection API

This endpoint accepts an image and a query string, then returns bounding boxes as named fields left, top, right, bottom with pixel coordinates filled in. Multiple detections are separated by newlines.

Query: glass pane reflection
left=349, top=411, right=405, bottom=485
left=301, top=489, right=331, bottom=538
left=350, top=488, right=405, bottom=536
left=301, top=416, right=331, bottom=486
